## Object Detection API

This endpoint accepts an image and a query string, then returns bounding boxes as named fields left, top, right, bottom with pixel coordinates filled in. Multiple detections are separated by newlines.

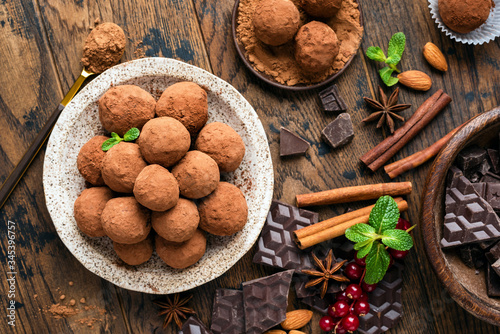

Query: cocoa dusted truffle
left=155, top=82, right=208, bottom=135
left=77, top=135, right=109, bottom=186
left=302, top=0, right=343, bottom=18
left=198, top=182, right=248, bottom=236
left=195, top=122, right=245, bottom=172
left=113, top=237, right=154, bottom=266
left=133, top=164, right=179, bottom=211
left=156, top=230, right=207, bottom=269
left=101, top=197, right=151, bottom=244
left=138, top=117, right=191, bottom=168
left=74, top=187, right=113, bottom=237
left=253, top=0, right=300, bottom=46
left=101, top=142, right=147, bottom=193
left=98, top=85, right=156, bottom=136
left=295, top=21, right=340, bottom=75
left=152, top=198, right=199, bottom=243
left=439, top=0, right=493, bottom=34
left=171, top=151, right=219, bottom=199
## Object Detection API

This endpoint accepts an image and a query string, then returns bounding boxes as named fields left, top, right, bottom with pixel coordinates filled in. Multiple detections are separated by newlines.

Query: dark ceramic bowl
left=231, top=0, right=364, bottom=91
left=422, top=107, right=500, bottom=325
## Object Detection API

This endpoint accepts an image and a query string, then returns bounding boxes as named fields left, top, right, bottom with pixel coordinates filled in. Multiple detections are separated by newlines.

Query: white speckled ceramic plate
left=43, top=57, right=274, bottom=294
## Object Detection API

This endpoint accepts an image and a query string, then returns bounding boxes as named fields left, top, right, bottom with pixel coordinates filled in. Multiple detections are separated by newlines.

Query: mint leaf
left=385, top=54, right=401, bottom=65
left=381, top=229, right=414, bottom=251
left=364, top=242, right=391, bottom=284
left=366, top=47, right=386, bottom=62
left=102, top=138, right=120, bottom=152
left=379, top=67, right=399, bottom=87
left=387, top=32, right=406, bottom=60
left=369, top=196, right=400, bottom=234
left=355, top=240, right=374, bottom=259
left=124, top=127, right=140, bottom=141
left=111, top=132, right=121, bottom=140
left=345, top=224, right=378, bottom=243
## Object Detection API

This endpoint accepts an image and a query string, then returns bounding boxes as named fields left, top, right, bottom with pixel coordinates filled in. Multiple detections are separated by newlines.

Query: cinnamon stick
left=294, top=199, right=409, bottom=249
left=384, top=125, right=461, bottom=178
left=295, top=182, right=412, bottom=207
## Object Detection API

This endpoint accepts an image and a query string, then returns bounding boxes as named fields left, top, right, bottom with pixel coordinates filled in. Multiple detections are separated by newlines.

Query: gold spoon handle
left=0, top=68, right=94, bottom=209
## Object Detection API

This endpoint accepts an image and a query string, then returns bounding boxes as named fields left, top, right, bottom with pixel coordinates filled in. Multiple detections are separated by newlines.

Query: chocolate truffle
left=98, top=85, right=156, bottom=136
left=302, top=0, right=343, bottom=18
left=101, top=142, right=147, bottom=193
left=156, top=229, right=207, bottom=269
left=101, top=197, right=151, bottom=244
left=138, top=117, right=191, bottom=168
left=195, top=122, right=245, bottom=172
left=152, top=198, right=200, bottom=243
left=133, top=164, right=179, bottom=211
left=74, top=187, right=113, bottom=237
left=253, top=0, right=300, bottom=46
left=155, top=82, right=208, bottom=135
left=171, top=151, right=220, bottom=199
left=113, top=237, right=153, bottom=266
left=438, top=0, right=493, bottom=34
left=77, top=135, right=109, bottom=185
left=295, top=21, right=339, bottom=74
left=198, top=182, right=248, bottom=236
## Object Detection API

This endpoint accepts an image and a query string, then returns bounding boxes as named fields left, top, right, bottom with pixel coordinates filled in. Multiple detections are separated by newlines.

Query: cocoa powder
left=236, top=0, right=363, bottom=86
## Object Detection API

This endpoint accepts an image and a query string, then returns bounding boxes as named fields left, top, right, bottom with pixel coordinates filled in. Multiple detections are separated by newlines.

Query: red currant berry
left=334, top=324, right=347, bottom=334
left=361, top=281, right=377, bottom=292
left=396, top=218, right=412, bottom=231
left=344, top=262, right=363, bottom=280
left=358, top=291, right=369, bottom=302
left=330, top=300, right=350, bottom=318
left=345, top=284, right=362, bottom=300
left=354, top=300, right=371, bottom=316
left=341, top=314, right=360, bottom=332
left=319, top=315, right=335, bottom=331
left=390, top=248, right=409, bottom=260
left=336, top=290, right=350, bottom=303
left=354, top=252, right=367, bottom=266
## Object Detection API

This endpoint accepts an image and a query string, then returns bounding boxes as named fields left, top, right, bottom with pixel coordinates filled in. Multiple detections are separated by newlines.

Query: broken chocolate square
left=280, top=127, right=310, bottom=157
left=319, top=84, right=347, bottom=112
left=321, top=113, right=354, bottom=149
left=456, top=146, right=487, bottom=173
left=487, top=265, right=500, bottom=297
left=459, top=244, right=486, bottom=269
left=179, top=316, right=213, bottom=334
left=211, top=289, right=245, bottom=334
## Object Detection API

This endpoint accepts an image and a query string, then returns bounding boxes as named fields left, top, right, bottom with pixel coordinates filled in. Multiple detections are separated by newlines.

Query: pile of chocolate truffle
left=74, top=82, right=248, bottom=269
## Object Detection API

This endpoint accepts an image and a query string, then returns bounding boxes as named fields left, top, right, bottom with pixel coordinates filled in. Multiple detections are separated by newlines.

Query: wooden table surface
left=0, top=0, right=499, bottom=333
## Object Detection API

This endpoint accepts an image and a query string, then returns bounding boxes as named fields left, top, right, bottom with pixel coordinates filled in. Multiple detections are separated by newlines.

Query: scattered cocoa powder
left=236, top=0, right=363, bottom=86
left=80, top=298, right=86, bottom=304
left=48, top=303, right=79, bottom=319
left=69, top=299, right=76, bottom=306
left=60, top=295, right=66, bottom=300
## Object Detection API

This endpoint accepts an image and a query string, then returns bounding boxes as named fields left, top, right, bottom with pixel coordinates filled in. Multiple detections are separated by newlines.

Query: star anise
left=301, top=249, right=350, bottom=299
left=153, top=294, right=196, bottom=329
left=362, top=86, right=411, bottom=134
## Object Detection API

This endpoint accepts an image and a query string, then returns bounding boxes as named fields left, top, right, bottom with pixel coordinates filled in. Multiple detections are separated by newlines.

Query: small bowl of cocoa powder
left=232, top=0, right=364, bottom=91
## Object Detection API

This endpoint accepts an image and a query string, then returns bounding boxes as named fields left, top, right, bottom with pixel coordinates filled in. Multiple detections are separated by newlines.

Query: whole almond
left=397, top=70, right=432, bottom=91
left=264, top=330, right=286, bottom=334
left=290, top=331, right=307, bottom=334
left=423, top=42, right=448, bottom=71
left=281, top=309, right=313, bottom=330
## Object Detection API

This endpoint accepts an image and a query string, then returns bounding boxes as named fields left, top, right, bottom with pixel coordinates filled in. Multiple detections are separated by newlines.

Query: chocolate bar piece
left=179, top=316, right=212, bottom=334
left=486, top=242, right=500, bottom=264
left=487, top=265, right=500, bottom=297
left=486, top=183, right=500, bottom=211
left=459, top=244, right=486, bottom=269
left=242, top=270, right=294, bottom=334
left=321, top=113, right=354, bottom=149
left=253, top=200, right=318, bottom=272
left=211, top=289, right=245, bottom=334
left=456, top=146, right=486, bottom=173
left=319, top=84, right=347, bottom=112
left=358, top=263, right=404, bottom=334
left=441, top=174, right=500, bottom=248
left=481, top=172, right=500, bottom=183
left=300, top=294, right=335, bottom=314
left=492, top=258, right=500, bottom=279
left=280, top=127, right=310, bottom=157
left=488, top=149, right=500, bottom=174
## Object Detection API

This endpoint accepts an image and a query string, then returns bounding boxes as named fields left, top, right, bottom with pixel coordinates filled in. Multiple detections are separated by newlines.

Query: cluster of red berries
left=318, top=218, right=412, bottom=333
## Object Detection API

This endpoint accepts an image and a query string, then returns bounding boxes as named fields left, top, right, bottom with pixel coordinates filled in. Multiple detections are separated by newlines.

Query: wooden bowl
left=231, top=0, right=364, bottom=91
left=422, top=107, right=500, bottom=325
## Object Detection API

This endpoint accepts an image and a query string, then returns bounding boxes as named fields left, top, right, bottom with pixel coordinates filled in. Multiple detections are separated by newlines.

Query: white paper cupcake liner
left=428, top=0, right=500, bottom=45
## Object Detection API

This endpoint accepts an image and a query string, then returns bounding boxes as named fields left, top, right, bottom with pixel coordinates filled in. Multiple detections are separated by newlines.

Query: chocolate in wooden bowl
left=231, top=0, right=364, bottom=91
left=422, top=107, right=500, bottom=325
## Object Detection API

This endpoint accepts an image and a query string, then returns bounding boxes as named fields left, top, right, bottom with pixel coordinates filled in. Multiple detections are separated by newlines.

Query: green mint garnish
left=366, top=32, right=406, bottom=87
left=101, top=127, right=140, bottom=152
left=346, top=196, right=414, bottom=284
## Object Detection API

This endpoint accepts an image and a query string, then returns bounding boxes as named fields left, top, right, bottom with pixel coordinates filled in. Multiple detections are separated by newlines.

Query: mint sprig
left=345, top=196, right=414, bottom=284
left=101, top=127, right=140, bottom=152
left=366, top=32, right=406, bottom=87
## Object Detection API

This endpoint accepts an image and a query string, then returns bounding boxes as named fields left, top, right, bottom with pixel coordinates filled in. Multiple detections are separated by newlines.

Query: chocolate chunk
left=488, top=149, right=500, bottom=174
left=486, top=242, right=500, bottom=264
left=280, top=127, right=310, bottom=157
left=487, top=265, right=500, bottom=297
left=458, top=244, right=486, bottom=269
left=441, top=175, right=500, bottom=248
left=253, top=200, right=318, bottom=272
left=319, top=84, right=347, bottom=112
left=456, top=146, right=487, bottom=173
left=242, top=270, right=294, bottom=334
left=179, top=316, right=212, bottom=334
left=492, top=258, right=500, bottom=278
left=479, top=159, right=492, bottom=175
left=211, top=289, right=245, bottom=334
left=486, top=183, right=500, bottom=211
left=321, top=113, right=354, bottom=149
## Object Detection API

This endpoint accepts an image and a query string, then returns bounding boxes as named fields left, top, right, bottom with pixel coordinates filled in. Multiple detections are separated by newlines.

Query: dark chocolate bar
left=179, top=316, right=212, bottom=334
left=211, top=289, right=245, bottom=334
left=321, top=113, right=354, bottom=149
left=459, top=244, right=486, bottom=269
left=280, top=127, right=310, bottom=157
left=242, top=270, right=294, bottom=334
left=253, top=200, right=318, bottom=272
left=319, top=84, right=347, bottom=112
left=456, top=146, right=486, bottom=173
left=487, top=265, right=500, bottom=297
